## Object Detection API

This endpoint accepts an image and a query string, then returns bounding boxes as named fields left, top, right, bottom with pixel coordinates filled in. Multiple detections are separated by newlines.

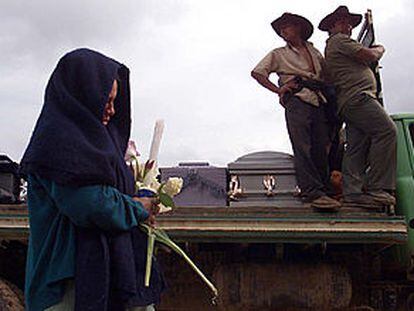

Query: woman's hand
left=133, top=197, right=160, bottom=227
left=133, top=197, right=154, bottom=210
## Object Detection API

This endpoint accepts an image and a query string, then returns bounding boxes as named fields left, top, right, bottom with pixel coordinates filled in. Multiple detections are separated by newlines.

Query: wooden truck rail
left=0, top=204, right=408, bottom=245
left=157, top=206, right=407, bottom=244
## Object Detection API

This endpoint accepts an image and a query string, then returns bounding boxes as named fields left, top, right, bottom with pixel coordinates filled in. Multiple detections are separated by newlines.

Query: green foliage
left=158, top=192, right=175, bottom=208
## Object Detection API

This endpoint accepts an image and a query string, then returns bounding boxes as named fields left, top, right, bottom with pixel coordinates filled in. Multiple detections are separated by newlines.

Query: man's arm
left=250, top=71, right=292, bottom=97
left=354, top=45, right=385, bottom=64
left=336, top=34, right=385, bottom=65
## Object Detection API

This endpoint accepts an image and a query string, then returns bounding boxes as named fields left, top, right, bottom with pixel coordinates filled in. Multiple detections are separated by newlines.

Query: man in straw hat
left=251, top=13, right=341, bottom=210
left=319, top=6, right=397, bottom=207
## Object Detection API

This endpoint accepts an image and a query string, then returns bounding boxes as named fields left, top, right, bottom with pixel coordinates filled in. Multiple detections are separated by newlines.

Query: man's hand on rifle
left=250, top=71, right=300, bottom=107
left=277, top=84, right=293, bottom=97
left=277, top=79, right=299, bottom=106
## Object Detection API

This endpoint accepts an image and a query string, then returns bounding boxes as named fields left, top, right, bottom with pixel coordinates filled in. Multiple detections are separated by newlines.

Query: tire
left=0, top=278, right=24, bottom=311
left=407, top=292, right=414, bottom=311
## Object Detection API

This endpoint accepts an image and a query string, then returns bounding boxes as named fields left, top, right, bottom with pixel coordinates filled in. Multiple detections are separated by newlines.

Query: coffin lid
left=0, top=155, right=19, bottom=173
left=228, top=151, right=295, bottom=170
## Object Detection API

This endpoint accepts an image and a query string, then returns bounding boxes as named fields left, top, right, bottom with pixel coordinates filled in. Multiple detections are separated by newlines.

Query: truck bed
left=157, top=204, right=407, bottom=244
left=0, top=204, right=407, bottom=245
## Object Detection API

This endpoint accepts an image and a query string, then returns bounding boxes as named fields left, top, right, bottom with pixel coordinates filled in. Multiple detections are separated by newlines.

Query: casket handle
left=263, top=175, right=276, bottom=196
left=228, top=175, right=243, bottom=201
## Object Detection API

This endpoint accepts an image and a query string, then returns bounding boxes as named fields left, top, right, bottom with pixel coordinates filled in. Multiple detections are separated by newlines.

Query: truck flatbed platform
left=157, top=206, right=408, bottom=244
left=0, top=205, right=407, bottom=244
left=0, top=204, right=407, bottom=244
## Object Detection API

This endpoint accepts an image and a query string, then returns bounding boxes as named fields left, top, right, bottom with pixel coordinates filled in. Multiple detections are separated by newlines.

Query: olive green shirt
left=252, top=42, right=325, bottom=106
left=325, top=33, right=377, bottom=111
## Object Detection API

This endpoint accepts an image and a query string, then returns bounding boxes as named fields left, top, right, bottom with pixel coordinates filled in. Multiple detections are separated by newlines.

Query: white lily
left=126, top=140, right=218, bottom=301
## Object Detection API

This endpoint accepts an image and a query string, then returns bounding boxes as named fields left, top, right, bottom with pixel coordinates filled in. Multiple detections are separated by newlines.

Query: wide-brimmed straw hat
left=318, top=6, right=362, bottom=31
left=271, top=13, right=314, bottom=40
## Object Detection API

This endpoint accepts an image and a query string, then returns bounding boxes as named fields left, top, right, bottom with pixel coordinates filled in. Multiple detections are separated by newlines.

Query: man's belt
left=291, top=76, right=328, bottom=93
left=287, top=76, right=339, bottom=125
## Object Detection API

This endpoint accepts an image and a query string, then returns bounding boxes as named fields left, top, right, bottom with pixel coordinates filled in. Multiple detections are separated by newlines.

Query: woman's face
left=102, top=80, right=118, bottom=125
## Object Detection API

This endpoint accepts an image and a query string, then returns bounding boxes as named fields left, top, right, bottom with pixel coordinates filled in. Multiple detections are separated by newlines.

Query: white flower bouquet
left=125, top=140, right=183, bottom=214
left=125, top=139, right=218, bottom=301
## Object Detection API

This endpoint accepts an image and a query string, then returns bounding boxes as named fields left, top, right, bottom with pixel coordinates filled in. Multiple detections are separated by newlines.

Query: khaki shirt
left=325, top=33, right=377, bottom=110
left=252, top=42, right=326, bottom=106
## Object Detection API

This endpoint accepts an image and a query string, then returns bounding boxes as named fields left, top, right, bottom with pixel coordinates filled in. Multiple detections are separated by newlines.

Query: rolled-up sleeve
left=252, top=50, right=279, bottom=77
left=44, top=179, right=149, bottom=231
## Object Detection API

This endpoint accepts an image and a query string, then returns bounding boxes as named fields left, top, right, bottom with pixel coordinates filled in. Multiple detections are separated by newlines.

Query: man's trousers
left=340, top=93, right=397, bottom=195
left=284, top=96, right=332, bottom=200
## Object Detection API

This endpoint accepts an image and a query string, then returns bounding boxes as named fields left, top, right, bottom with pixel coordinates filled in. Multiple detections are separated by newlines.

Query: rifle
left=357, top=9, right=384, bottom=105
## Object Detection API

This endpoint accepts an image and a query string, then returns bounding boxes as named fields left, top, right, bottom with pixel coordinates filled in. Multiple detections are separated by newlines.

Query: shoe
left=311, top=195, right=341, bottom=210
left=368, top=191, right=396, bottom=206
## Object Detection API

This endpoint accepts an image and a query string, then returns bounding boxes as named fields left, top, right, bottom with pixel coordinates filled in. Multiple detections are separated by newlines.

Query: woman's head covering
left=20, top=48, right=132, bottom=187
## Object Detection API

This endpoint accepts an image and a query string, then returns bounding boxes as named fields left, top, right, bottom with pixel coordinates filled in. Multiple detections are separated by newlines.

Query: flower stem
left=140, top=224, right=218, bottom=298
left=145, top=227, right=155, bottom=287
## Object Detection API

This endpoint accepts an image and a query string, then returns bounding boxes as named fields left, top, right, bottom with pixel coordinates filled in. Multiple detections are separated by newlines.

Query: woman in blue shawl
left=20, top=48, right=165, bottom=310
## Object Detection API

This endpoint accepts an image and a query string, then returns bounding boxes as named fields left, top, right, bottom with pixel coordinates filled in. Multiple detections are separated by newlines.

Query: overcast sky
left=1, top=0, right=413, bottom=167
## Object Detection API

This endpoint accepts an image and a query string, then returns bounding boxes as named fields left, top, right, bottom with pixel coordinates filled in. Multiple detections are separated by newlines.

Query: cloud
left=1, top=0, right=413, bottom=166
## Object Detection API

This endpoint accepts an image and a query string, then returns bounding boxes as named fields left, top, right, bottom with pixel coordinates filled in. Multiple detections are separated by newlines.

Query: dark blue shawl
left=20, top=48, right=164, bottom=310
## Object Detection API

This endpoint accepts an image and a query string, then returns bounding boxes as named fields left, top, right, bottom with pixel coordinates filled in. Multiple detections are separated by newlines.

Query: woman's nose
left=106, top=104, right=115, bottom=116
left=108, top=106, right=115, bottom=116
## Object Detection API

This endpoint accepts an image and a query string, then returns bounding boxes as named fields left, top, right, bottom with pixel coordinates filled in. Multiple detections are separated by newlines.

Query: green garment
left=25, top=174, right=149, bottom=311
left=324, top=33, right=377, bottom=111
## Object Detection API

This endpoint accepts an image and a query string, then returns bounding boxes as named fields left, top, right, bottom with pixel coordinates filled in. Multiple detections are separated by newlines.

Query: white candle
left=149, top=119, right=165, bottom=162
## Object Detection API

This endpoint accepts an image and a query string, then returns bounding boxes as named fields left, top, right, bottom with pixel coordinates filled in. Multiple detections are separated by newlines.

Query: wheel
left=407, top=292, right=414, bottom=311
left=0, top=278, right=24, bottom=311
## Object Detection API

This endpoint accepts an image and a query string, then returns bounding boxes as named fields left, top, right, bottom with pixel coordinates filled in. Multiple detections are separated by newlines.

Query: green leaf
left=159, top=192, right=175, bottom=208
left=157, top=183, right=166, bottom=195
